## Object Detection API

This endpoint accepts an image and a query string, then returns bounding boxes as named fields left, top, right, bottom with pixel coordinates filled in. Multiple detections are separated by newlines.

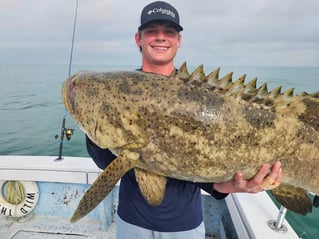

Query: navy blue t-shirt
left=86, top=136, right=228, bottom=232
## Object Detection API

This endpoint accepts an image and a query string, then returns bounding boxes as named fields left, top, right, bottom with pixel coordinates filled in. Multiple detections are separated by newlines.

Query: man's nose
left=155, top=31, right=166, bottom=40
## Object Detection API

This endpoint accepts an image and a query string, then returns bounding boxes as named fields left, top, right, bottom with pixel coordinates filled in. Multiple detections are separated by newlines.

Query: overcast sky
left=1, top=0, right=318, bottom=67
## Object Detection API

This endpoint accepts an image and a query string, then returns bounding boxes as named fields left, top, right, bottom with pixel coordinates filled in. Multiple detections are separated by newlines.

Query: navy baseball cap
left=138, top=1, right=183, bottom=32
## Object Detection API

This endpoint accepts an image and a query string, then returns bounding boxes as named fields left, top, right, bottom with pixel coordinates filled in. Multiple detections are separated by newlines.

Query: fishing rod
left=55, top=0, right=78, bottom=160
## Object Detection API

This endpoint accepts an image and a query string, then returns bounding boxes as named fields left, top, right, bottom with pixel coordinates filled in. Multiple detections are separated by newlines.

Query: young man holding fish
left=86, top=1, right=282, bottom=238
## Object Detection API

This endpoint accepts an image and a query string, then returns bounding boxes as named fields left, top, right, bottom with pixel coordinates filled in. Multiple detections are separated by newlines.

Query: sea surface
left=0, top=64, right=318, bottom=238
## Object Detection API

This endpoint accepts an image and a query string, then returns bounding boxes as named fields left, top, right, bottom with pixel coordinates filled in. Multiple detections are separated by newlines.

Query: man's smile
left=151, top=45, right=169, bottom=51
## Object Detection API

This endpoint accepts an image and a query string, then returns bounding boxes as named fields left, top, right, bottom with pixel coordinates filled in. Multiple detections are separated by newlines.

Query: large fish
left=62, top=63, right=319, bottom=223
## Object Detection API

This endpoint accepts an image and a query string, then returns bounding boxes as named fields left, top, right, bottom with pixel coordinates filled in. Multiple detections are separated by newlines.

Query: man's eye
left=145, top=29, right=156, bottom=34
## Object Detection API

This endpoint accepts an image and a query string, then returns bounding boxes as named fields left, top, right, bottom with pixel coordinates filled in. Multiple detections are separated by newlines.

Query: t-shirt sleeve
left=86, top=135, right=116, bottom=170
left=197, top=183, right=229, bottom=200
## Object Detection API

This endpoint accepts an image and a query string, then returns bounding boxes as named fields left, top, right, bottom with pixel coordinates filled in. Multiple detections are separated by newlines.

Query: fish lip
left=62, top=76, right=75, bottom=113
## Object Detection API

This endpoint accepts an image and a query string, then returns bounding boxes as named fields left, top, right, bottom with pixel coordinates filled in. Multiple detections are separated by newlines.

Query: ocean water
left=0, top=64, right=318, bottom=238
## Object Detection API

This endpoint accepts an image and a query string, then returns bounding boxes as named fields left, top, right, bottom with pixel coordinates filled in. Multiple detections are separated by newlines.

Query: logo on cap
left=147, top=7, right=176, bottom=19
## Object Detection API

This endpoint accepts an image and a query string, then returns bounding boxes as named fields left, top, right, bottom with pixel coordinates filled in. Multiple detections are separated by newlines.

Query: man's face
left=135, top=22, right=182, bottom=66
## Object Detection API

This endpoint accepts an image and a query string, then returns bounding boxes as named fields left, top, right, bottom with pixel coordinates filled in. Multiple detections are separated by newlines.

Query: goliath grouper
left=62, top=63, right=319, bottom=223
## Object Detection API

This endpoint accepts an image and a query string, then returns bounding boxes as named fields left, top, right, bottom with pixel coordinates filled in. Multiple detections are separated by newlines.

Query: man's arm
left=86, top=136, right=116, bottom=170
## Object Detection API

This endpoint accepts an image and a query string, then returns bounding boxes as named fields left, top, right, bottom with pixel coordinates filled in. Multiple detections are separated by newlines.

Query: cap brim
left=138, top=20, right=183, bottom=32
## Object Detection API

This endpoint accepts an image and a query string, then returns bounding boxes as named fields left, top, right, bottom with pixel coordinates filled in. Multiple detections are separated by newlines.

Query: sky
left=0, top=0, right=318, bottom=67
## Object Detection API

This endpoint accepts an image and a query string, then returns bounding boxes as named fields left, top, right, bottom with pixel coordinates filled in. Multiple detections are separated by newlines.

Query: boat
left=0, top=155, right=300, bottom=239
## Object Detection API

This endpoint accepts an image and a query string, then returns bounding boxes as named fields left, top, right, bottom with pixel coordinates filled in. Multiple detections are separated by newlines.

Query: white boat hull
left=0, top=155, right=299, bottom=239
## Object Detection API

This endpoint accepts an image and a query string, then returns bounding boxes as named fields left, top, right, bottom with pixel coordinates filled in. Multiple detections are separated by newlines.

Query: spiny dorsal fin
left=226, top=75, right=246, bottom=95
left=177, top=62, right=190, bottom=81
left=276, top=88, right=295, bottom=103
left=283, top=88, right=295, bottom=98
left=269, top=86, right=282, bottom=99
left=256, top=83, right=268, bottom=98
left=244, top=78, right=257, bottom=95
left=236, top=74, right=246, bottom=84
left=238, top=78, right=258, bottom=100
left=206, top=67, right=220, bottom=87
left=219, top=72, right=233, bottom=88
left=188, top=64, right=207, bottom=85
left=177, top=64, right=317, bottom=110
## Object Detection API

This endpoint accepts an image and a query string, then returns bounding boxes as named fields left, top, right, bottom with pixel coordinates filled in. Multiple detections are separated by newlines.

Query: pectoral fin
left=271, top=184, right=312, bottom=215
left=71, top=150, right=139, bottom=223
left=135, top=168, right=167, bottom=206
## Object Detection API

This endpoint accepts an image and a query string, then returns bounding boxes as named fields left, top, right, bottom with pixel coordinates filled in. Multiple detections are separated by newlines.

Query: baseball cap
left=138, top=1, right=183, bottom=32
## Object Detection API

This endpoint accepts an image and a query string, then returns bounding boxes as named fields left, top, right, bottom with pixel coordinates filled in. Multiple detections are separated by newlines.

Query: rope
left=5, top=181, right=25, bottom=205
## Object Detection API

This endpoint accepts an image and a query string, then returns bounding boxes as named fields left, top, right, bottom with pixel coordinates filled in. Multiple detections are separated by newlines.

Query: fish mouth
left=62, top=75, right=75, bottom=113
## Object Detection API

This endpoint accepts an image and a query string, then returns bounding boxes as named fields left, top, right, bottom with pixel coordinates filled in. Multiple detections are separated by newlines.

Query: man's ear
left=178, top=33, right=182, bottom=48
left=135, top=32, right=141, bottom=47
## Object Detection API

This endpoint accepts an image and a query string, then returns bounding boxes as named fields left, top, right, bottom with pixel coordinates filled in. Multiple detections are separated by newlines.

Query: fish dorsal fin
left=245, top=78, right=257, bottom=92
left=206, top=67, right=220, bottom=87
left=135, top=168, right=167, bottom=206
left=177, top=62, right=190, bottom=81
left=219, top=72, right=233, bottom=88
left=70, top=150, right=139, bottom=223
left=271, top=184, right=312, bottom=215
left=256, top=83, right=268, bottom=99
left=281, top=88, right=295, bottom=100
left=188, top=64, right=207, bottom=85
left=179, top=64, right=319, bottom=117
left=226, top=75, right=246, bottom=96
left=269, top=86, right=282, bottom=99
left=235, top=74, right=246, bottom=85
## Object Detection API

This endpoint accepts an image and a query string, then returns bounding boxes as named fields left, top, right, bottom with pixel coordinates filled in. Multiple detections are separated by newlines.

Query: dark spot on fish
left=244, top=106, right=276, bottom=129
left=265, top=99, right=274, bottom=107
left=299, top=98, right=319, bottom=131
left=87, top=86, right=99, bottom=97
left=296, top=129, right=305, bottom=140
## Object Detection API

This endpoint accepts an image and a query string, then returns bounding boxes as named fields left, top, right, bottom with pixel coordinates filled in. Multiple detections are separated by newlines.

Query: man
left=86, top=1, right=282, bottom=238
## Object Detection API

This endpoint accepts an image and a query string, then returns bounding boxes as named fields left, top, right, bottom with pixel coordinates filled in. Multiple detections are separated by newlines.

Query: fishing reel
left=64, top=128, right=74, bottom=141
left=55, top=128, right=74, bottom=141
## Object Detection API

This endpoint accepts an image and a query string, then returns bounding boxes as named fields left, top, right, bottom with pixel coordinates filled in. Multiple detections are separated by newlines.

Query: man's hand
left=213, top=161, right=282, bottom=194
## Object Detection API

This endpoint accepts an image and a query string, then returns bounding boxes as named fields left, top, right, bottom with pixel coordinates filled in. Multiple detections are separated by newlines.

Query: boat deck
left=2, top=216, right=116, bottom=239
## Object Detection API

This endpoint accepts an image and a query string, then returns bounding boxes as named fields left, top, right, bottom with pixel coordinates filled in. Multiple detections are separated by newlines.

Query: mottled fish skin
left=62, top=63, right=319, bottom=221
